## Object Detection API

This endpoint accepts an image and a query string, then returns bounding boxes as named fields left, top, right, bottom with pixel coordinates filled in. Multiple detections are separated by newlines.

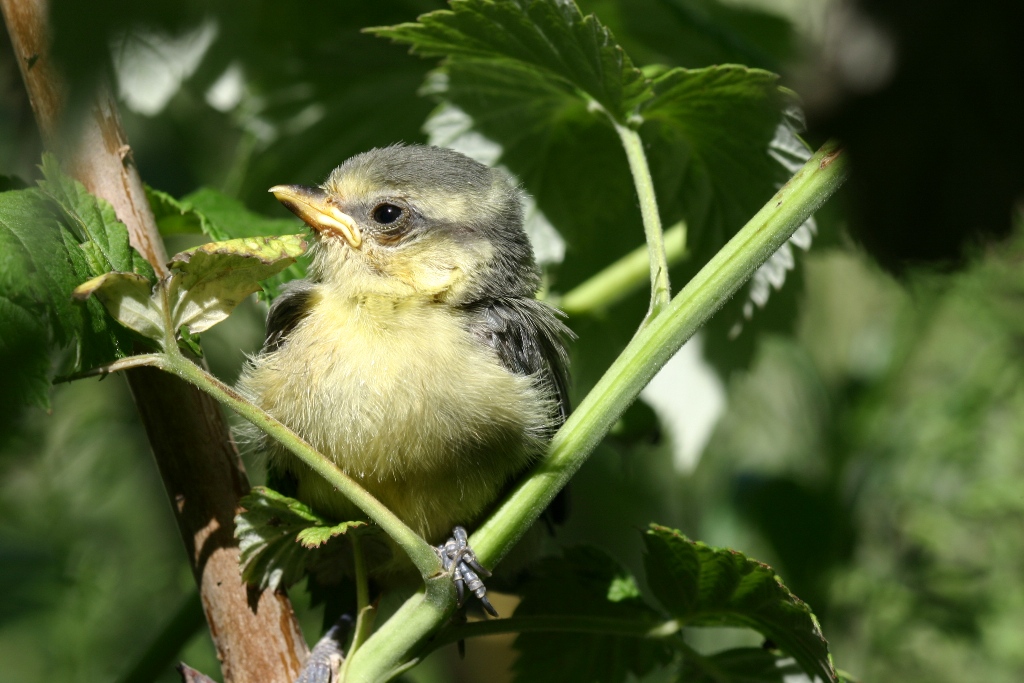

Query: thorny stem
left=614, top=121, right=672, bottom=318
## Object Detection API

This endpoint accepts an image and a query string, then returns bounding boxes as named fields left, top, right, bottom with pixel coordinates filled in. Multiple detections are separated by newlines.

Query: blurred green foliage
left=2, top=0, right=1023, bottom=681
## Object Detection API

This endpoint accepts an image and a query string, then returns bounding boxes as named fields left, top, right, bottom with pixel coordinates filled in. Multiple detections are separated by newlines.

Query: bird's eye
left=372, top=203, right=404, bottom=225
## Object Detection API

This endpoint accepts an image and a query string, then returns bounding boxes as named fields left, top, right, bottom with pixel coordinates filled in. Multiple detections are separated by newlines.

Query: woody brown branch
left=0, top=1, right=309, bottom=680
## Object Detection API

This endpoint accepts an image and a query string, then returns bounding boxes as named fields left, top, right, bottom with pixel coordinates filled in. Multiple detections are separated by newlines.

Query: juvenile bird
left=238, top=144, right=570, bottom=586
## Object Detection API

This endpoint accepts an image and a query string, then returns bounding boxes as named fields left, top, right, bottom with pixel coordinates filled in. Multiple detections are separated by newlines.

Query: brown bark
left=0, top=1, right=309, bottom=680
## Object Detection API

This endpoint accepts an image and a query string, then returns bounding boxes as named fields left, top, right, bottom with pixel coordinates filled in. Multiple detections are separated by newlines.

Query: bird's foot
left=294, top=618, right=349, bottom=683
left=435, top=526, right=498, bottom=617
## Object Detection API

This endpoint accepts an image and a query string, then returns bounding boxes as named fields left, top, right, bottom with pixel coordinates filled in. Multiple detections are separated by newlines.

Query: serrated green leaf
left=678, top=647, right=806, bottom=683
left=0, top=188, right=126, bottom=416
left=58, top=224, right=132, bottom=370
left=236, top=488, right=318, bottom=592
left=411, top=6, right=805, bottom=373
left=296, top=520, right=366, bottom=549
left=513, top=546, right=674, bottom=683
left=36, top=154, right=155, bottom=282
left=147, top=185, right=310, bottom=300
left=642, top=66, right=792, bottom=250
left=149, top=184, right=302, bottom=241
left=73, top=272, right=165, bottom=343
left=371, top=0, right=650, bottom=122
left=235, top=486, right=361, bottom=591
left=644, top=525, right=835, bottom=683
left=166, top=234, right=307, bottom=334
left=421, top=55, right=802, bottom=380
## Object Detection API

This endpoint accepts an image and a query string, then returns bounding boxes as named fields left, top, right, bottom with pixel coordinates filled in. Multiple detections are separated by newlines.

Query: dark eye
left=372, top=203, right=404, bottom=225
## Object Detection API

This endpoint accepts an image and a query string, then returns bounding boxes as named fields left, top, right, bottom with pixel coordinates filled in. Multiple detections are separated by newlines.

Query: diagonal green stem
left=343, top=140, right=848, bottom=682
left=158, top=349, right=441, bottom=580
left=614, top=122, right=672, bottom=318
left=472, top=140, right=846, bottom=567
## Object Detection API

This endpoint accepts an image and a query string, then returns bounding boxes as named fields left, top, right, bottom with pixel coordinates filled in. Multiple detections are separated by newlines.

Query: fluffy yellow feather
left=237, top=145, right=570, bottom=559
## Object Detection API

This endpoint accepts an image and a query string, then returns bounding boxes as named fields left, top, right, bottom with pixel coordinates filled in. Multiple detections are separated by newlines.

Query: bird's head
left=270, top=144, right=539, bottom=303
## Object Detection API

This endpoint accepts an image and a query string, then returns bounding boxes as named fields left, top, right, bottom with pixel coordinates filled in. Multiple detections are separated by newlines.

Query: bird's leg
left=435, top=526, right=498, bottom=617
left=293, top=617, right=350, bottom=683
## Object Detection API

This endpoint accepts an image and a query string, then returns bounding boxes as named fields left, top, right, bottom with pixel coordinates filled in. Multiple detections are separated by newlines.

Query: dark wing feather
left=263, top=280, right=316, bottom=353
left=466, top=297, right=573, bottom=429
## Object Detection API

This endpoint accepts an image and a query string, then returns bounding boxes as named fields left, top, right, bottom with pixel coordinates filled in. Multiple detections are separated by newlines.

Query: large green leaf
left=150, top=186, right=300, bottom=241
left=37, top=155, right=155, bottom=281
left=0, top=191, right=57, bottom=413
left=0, top=187, right=131, bottom=420
left=512, top=546, right=674, bottom=683
left=383, top=1, right=805, bottom=379
left=643, top=525, right=835, bottom=683
left=641, top=66, right=788, bottom=254
left=371, top=0, right=650, bottom=123
left=167, top=234, right=306, bottom=334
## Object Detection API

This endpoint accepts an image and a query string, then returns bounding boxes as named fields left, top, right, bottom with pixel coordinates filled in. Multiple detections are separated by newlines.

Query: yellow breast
left=238, top=285, right=549, bottom=541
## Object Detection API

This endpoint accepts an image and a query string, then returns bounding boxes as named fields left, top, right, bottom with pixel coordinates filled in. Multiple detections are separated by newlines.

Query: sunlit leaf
left=72, top=272, right=164, bottom=343
left=167, top=234, right=307, bottom=334
left=0, top=187, right=128, bottom=417
left=296, top=521, right=366, bottom=550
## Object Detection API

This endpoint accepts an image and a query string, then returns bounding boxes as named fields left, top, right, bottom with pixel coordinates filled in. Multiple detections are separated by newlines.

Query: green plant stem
left=555, top=221, right=687, bottom=316
left=343, top=140, right=847, bottom=683
left=54, top=353, right=165, bottom=383
left=343, top=579, right=455, bottom=683
left=614, top=122, right=672, bottom=317
left=352, top=532, right=370, bottom=617
left=339, top=532, right=375, bottom=680
left=429, top=615, right=681, bottom=650
left=158, top=349, right=441, bottom=580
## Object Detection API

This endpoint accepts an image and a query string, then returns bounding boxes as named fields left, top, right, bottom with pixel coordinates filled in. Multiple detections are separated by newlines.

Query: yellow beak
left=269, top=184, right=362, bottom=248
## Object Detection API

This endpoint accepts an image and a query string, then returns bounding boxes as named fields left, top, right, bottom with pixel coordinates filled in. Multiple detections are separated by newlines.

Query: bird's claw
left=294, top=618, right=348, bottom=683
left=435, top=526, right=498, bottom=617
